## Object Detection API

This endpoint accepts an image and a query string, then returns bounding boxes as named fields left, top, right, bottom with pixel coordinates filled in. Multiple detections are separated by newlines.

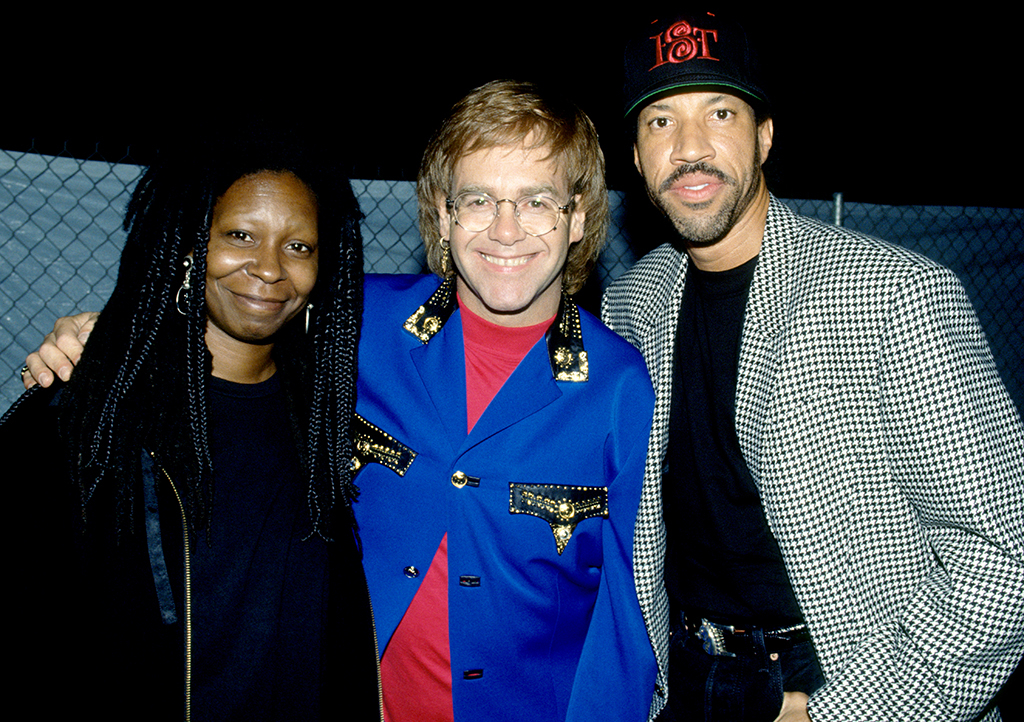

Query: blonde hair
left=417, top=80, right=608, bottom=295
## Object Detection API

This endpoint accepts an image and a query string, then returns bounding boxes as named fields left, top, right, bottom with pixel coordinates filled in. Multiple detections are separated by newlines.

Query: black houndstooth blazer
left=602, top=196, right=1024, bottom=721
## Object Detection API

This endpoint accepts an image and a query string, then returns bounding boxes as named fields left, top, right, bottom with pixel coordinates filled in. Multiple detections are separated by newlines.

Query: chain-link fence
left=3, top=144, right=1022, bottom=415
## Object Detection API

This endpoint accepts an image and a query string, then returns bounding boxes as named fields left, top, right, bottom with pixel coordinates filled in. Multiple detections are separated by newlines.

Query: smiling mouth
left=480, top=252, right=532, bottom=267
left=233, top=292, right=288, bottom=311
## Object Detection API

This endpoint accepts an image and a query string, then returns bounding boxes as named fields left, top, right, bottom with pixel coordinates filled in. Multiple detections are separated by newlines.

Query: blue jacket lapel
left=466, top=340, right=561, bottom=449
left=410, top=311, right=469, bottom=455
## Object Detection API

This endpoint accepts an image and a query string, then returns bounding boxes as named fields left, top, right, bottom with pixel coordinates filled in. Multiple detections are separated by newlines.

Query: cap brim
left=625, top=80, right=769, bottom=118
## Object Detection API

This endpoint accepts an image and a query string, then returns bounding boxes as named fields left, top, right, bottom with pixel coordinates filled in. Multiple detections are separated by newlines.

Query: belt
left=682, top=612, right=810, bottom=658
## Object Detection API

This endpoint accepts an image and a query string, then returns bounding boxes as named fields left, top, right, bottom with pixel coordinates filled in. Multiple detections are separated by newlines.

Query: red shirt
left=380, top=298, right=554, bottom=722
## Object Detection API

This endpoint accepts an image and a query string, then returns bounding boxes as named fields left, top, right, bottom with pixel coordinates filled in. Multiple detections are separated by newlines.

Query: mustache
left=658, top=162, right=734, bottom=194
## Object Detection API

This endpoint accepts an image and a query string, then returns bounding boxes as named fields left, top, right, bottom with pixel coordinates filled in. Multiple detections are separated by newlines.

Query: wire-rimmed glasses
left=446, top=192, right=572, bottom=237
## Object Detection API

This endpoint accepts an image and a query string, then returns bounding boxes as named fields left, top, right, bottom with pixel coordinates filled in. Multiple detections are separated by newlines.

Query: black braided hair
left=59, top=128, right=364, bottom=540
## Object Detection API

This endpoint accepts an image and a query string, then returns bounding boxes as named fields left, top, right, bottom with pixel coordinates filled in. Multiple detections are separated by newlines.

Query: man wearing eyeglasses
left=20, top=82, right=657, bottom=721
left=351, top=79, right=657, bottom=722
left=350, top=79, right=656, bottom=721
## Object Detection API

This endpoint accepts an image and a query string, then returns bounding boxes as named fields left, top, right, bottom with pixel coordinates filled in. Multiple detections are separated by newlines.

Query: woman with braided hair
left=2, top=133, right=380, bottom=720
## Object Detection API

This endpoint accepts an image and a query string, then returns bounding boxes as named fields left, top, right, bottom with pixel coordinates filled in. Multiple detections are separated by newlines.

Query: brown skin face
left=203, top=170, right=319, bottom=382
left=634, top=91, right=774, bottom=271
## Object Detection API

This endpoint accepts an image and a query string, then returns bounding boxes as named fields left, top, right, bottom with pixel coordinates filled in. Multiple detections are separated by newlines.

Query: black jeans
left=656, top=625, right=825, bottom=722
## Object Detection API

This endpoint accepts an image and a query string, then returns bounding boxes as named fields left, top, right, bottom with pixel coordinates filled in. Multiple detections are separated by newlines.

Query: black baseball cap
left=624, top=9, right=769, bottom=118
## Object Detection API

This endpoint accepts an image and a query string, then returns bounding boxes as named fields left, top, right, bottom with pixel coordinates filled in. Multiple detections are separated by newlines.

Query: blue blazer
left=353, top=274, right=657, bottom=721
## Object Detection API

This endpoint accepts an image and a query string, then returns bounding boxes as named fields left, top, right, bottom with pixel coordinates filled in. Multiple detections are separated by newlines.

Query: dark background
left=7, top=7, right=1022, bottom=209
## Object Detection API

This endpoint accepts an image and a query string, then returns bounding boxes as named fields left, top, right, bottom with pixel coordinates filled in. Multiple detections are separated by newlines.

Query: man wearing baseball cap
left=603, top=8, right=1024, bottom=722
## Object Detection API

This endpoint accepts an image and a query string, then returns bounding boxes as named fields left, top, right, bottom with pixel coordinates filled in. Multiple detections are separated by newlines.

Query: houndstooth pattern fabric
left=602, top=196, right=1024, bottom=722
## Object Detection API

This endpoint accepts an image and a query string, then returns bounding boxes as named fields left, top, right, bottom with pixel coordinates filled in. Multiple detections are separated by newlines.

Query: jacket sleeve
left=565, top=365, right=658, bottom=722
left=808, top=265, right=1024, bottom=722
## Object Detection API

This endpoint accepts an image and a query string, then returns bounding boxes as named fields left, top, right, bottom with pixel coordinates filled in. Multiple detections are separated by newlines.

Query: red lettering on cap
left=649, top=21, right=719, bottom=70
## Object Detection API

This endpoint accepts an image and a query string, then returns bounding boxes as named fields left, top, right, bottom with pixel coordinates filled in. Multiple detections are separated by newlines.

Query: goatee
left=648, top=138, right=763, bottom=247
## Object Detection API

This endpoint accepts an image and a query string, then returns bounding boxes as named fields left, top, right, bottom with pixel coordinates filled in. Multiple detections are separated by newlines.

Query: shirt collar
left=403, top=276, right=588, bottom=383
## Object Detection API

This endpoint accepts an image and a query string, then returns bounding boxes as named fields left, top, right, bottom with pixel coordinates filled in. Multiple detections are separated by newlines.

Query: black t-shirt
left=193, top=374, right=329, bottom=720
left=664, top=257, right=803, bottom=628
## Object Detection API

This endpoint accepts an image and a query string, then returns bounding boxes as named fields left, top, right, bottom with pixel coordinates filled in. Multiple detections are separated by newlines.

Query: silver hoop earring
left=175, top=255, right=194, bottom=316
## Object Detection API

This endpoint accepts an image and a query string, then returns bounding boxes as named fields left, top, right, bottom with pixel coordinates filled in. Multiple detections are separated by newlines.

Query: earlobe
left=569, top=202, right=585, bottom=245
left=633, top=144, right=642, bottom=175
left=436, top=196, right=452, bottom=237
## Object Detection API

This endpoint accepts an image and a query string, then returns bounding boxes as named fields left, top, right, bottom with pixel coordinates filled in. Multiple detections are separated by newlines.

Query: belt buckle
left=698, top=619, right=736, bottom=657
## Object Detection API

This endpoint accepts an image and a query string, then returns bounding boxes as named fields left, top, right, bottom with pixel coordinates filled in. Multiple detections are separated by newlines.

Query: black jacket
left=3, top=384, right=381, bottom=721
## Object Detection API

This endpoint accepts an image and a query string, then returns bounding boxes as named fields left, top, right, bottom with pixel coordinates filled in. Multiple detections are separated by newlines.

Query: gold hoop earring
left=439, top=238, right=451, bottom=276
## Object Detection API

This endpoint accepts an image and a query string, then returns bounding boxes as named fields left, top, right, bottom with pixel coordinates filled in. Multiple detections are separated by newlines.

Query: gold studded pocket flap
left=509, top=483, right=608, bottom=555
left=352, top=414, right=418, bottom=478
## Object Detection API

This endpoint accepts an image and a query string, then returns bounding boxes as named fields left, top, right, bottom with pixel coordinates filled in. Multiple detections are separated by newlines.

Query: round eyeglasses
left=446, top=192, right=572, bottom=237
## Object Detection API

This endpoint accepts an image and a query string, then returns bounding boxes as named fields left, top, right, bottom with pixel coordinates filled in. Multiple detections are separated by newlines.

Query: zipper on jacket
left=369, top=586, right=384, bottom=721
left=150, top=451, right=192, bottom=722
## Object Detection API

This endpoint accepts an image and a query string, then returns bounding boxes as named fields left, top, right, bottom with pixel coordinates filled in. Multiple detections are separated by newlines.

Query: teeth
left=481, top=253, right=530, bottom=267
left=684, top=183, right=710, bottom=190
